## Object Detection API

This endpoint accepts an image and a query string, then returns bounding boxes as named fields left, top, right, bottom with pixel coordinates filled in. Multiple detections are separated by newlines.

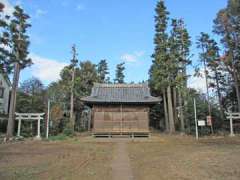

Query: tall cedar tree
left=168, top=19, right=180, bottom=129
left=169, top=19, right=191, bottom=132
left=178, top=19, right=191, bottom=133
left=213, top=0, right=240, bottom=111
left=196, top=33, right=212, bottom=117
left=203, top=36, right=225, bottom=118
left=196, top=33, right=227, bottom=123
left=149, top=0, right=175, bottom=132
left=114, top=62, right=125, bottom=83
left=97, top=59, right=109, bottom=83
left=7, top=6, right=32, bottom=138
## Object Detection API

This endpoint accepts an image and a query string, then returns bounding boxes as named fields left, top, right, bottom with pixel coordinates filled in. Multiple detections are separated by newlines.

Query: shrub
left=63, top=122, right=75, bottom=137
left=48, top=134, right=68, bottom=141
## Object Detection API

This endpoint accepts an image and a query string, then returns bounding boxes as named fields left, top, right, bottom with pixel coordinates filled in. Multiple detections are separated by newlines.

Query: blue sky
left=2, top=0, right=227, bottom=89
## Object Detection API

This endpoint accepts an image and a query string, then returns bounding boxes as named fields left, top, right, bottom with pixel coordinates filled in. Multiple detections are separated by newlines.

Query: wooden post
left=46, top=100, right=50, bottom=139
left=36, top=116, right=41, bottom=139
left=121, top=104, right=123, bottom=135
left=17, top=119, right=21, bottom=137
left=194, top=98, right=199, bottom=140
left=88, top=109, right=91, bottom=131
left=30, top=122, right=33, bottom=136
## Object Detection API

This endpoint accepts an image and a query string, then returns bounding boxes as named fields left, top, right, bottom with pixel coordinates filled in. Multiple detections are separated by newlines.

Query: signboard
left=198, top=120, right=206, bottom=126
left=207, top=116, right=212, bottom=126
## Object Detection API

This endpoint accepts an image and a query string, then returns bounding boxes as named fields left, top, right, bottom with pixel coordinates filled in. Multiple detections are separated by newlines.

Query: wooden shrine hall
left=81, top=83, right=160, bottom=137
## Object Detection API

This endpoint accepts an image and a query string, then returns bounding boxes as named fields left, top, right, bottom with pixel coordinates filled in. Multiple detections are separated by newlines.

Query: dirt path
left=111, top=140, right=133, bottom=180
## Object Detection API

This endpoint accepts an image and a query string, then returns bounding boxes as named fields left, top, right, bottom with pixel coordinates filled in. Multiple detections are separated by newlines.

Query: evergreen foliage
left=17, top=77, right=45, bottom=113
left=213, top=0, right=240, bottom=111
left=1, top=0, right=240, bottom=137
left=149, top=0, right=191, bottom=133
left=0, top=3, right=11, bottom=73
left=97, top=59, right=109, bottom=83
left=6, top=6, right=32, bottom=138
left=114, top=62, right=125, bottom=83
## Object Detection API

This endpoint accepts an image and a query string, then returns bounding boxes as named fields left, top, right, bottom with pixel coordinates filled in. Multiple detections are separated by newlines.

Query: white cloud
left=188, top=68, right=207, bottom=92
left=188, top=75, right=206, bottom=92
left=134, top=51, right=145, bottom=57
left=29, top=53, right=67, bottom=83
left=35, top=9, right=47, bottom=18
left=76, top=4, right=85, bottom=11
left=121, top=54, right=136, bottom=63
left=120, top=51, right=145, bottom=63
left=0, top=0, right=14, bottom=15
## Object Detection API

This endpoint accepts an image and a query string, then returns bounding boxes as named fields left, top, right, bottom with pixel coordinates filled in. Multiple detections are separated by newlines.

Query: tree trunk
left=233, top=68, right=240, bottom=112
left=204, top=62, right=213, bottom=134
left=173, top=87, right=178, bottom=125
left=215, top=70, right=224, bottom=119
left=6, top=62, right=20, bottom=139
left=167, top=86, right=175, bottom=133
left=203, top=58, right=211, bottom=116
left=179, top=91, right=185, bottom=132
left=70, top=68, right=75, bottom=128
left=185, top=94, right=191, bottom=134
left=31, top=86, right=34, bottom=112
left=162, top=89, right=169, bottom=131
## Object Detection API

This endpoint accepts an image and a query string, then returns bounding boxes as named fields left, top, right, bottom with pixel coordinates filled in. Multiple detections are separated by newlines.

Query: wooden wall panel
left=93, top=105, right=149, bottom=133
left=93, top=112, right=104, bottom=131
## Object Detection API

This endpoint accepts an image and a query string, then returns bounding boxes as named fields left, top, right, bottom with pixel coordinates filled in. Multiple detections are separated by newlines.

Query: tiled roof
left=81, top=83, right=160, bottom=104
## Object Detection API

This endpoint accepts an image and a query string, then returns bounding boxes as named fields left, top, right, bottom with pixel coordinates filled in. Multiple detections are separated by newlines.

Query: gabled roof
left=81, top=83, right=161, bottom=105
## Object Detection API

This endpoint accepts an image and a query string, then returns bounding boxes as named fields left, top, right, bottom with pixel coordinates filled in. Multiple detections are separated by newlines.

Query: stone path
left=111, top=140, right=133, bottom=180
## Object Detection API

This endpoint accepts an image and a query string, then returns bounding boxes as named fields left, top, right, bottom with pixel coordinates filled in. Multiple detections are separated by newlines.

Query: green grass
left=48, top=134, right=69, bottom=141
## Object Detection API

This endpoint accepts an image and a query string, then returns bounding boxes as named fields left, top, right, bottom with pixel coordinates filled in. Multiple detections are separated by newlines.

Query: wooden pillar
left=30, top=122, right=33, bottom=136
left=46, top=100, right=50, bottom=139
left=17, top=119, right=21, bottom=137
left=230, top=115, right=234, bottom=137
left=194, top=98, right=199, bottom=140
left=36, top=116, right=41, bottom=139
left=88, top=109, right=91, bottom=131
left=120, top=104, right=123, bottom=135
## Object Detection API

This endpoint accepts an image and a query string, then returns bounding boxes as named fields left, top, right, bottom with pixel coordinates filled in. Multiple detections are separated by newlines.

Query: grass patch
left=0, top=137, right=114, bottom=180
left=48, top=134, right=69, bottom=141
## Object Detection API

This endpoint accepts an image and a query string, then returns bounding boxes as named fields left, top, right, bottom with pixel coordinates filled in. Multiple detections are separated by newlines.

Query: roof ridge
left=82, top=83, right=161, bottom=104
left=93, top=83, right=148, bottom=88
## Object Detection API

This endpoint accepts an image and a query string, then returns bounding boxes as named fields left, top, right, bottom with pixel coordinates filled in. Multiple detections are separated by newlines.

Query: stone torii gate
left=16, top=113, right=45, bottom=139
